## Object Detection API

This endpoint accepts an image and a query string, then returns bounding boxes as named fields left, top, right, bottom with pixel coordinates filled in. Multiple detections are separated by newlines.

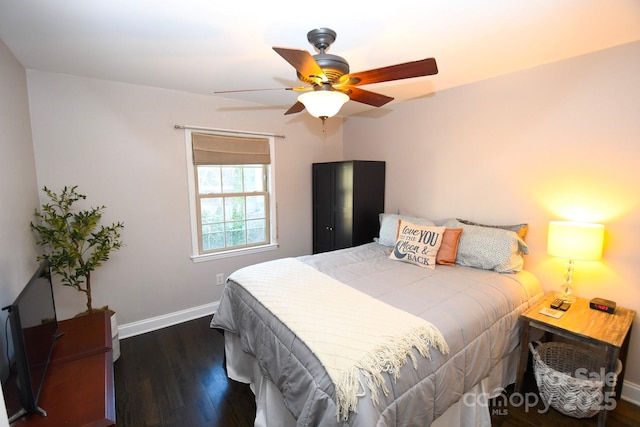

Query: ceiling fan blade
left=284, top=101, right=306, bottom=115
left=214, top=87, right=296, bottom=94
left=345, top=58, right=438, bottom=86
left=343, top=87, right=394, bottom=107
left=273, top=47, right=327, bottom=83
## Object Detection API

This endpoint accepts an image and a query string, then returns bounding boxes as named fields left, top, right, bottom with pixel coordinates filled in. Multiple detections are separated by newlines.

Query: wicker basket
left=529, top=341, right=622, bottom=418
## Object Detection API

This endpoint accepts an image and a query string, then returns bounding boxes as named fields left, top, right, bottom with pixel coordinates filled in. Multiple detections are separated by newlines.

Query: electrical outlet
left=216, top=273, right=224, bottom=285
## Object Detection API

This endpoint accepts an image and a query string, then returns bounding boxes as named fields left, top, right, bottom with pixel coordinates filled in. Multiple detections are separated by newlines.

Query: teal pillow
left=376, top=213, right=435, bottom=246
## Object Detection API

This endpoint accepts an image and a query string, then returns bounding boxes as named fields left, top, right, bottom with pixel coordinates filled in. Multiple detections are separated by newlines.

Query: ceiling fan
left=216, top=28, right=438, bottom=120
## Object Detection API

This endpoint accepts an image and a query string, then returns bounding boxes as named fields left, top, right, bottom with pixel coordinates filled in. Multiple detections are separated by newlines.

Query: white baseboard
left=622, top=380, right=640, bottom=406
left=117, top=301, right=220, bottom=339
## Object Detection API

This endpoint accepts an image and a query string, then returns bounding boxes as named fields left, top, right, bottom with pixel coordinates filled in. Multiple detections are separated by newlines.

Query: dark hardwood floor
left=114, top=316, right=255, bottom=427
left=114, top=316, right=639, bottom=426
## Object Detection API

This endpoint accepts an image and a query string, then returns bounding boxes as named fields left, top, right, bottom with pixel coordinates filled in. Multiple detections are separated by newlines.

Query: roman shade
left=192, top=132, right=270, bottom=165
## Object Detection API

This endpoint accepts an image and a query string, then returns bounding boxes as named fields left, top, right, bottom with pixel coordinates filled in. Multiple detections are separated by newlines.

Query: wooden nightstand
left=515, top=292, right=635, bottom=427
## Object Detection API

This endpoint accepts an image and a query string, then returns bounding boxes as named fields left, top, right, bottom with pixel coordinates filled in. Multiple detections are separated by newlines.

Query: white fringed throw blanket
left=228, top=258, right=449, bottom=421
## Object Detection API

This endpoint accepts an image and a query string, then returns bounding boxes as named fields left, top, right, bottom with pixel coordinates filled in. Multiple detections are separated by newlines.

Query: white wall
left=344, top=41, right=640, bottom=399
left=0, top=38, right=39, bottom=427
left=25, top=71, right=343, bottom=325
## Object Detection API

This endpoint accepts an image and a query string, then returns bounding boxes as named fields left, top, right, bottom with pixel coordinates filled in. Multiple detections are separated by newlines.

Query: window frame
left=184, top=128, right=278, bottom=262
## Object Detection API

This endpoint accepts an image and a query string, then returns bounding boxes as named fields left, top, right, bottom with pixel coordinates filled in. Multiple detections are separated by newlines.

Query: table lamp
left=547, top=221, right=604, bottom=303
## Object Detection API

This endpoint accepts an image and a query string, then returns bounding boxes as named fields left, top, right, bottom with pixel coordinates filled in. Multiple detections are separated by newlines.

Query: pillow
left=376, top=213, right=435, bottom=246
left=445, top=219, right=529, bottom=273
left=436, top=228, right=463, bottom=266
left=456, top=218, right=529, bottom=240
left=389, top=220, right=445, bottom=269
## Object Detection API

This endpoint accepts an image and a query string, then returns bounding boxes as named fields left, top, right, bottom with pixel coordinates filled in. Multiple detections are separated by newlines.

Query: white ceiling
left=1, top=0, right=639, bottom=117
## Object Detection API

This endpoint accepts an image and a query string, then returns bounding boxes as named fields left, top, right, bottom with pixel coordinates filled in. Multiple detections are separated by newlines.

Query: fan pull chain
left=321, top=117, right=327, bottom=140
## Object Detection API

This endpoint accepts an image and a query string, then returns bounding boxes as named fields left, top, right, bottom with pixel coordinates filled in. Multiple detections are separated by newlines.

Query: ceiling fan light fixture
left=220, top=29, right=438, bottom=118
left=297, top=90, right=349, bottom=119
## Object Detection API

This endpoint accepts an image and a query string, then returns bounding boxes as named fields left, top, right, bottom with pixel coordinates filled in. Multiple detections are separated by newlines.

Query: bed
left=211, top=216, right=544, bottom=426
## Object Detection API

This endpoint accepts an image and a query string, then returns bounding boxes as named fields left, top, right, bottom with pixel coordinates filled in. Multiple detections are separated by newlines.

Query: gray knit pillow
left=444, top=219, right=529, bottom=273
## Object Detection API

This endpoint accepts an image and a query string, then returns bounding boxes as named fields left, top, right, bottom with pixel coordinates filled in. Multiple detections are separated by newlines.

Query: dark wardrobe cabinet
left=312, top=161, right=385, bottom=254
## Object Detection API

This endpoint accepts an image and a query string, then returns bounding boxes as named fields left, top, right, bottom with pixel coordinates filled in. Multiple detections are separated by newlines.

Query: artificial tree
left=31, top=185, right=124, bottom=314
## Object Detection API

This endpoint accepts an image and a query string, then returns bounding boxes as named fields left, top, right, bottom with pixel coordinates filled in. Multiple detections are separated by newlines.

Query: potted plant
left=30, top=185, right=124, bottom=359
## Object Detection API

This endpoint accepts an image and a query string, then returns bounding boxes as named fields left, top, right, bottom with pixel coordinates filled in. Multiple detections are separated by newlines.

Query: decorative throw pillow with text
left=389, top=220, right=445, bottom=269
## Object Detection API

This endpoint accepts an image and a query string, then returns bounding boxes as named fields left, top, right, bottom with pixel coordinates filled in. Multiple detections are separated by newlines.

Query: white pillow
left=377, top=213, right=435, bottom=246
left=388, top=220, right=445, bottom=269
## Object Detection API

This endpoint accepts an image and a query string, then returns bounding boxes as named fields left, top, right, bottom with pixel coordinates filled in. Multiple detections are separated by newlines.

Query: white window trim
left=183, top=128, right=279, bottom=262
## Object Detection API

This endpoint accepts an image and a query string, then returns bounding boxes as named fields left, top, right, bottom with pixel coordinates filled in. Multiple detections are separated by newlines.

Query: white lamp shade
left=297, top=91, right=349, bottom=118
left=547, top=221, right=604, bottom=261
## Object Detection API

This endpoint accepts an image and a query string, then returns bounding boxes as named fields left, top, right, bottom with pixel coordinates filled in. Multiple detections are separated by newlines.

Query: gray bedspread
left=211, top=242, right=543, bottom=426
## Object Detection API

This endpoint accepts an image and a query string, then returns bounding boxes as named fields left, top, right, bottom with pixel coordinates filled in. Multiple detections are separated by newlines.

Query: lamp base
left=557, top=258, right=577, bottom=303
left=555, top=291, right=577, bottom=304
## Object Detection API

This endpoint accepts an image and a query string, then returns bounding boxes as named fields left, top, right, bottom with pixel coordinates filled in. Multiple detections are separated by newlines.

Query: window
left=185, top=129, right=277, bottom=261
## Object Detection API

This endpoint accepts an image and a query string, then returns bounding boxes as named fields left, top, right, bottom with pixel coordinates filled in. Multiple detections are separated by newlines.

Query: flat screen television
left=2, top=259, right=59, bottom=422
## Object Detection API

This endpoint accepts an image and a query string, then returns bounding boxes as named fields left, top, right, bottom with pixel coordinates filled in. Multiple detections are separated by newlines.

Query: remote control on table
left=550, top=298, right=563, bottom=309
left=539, top=307, right=564, bottom=319
left=558, top=302, right=571, bottom=311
